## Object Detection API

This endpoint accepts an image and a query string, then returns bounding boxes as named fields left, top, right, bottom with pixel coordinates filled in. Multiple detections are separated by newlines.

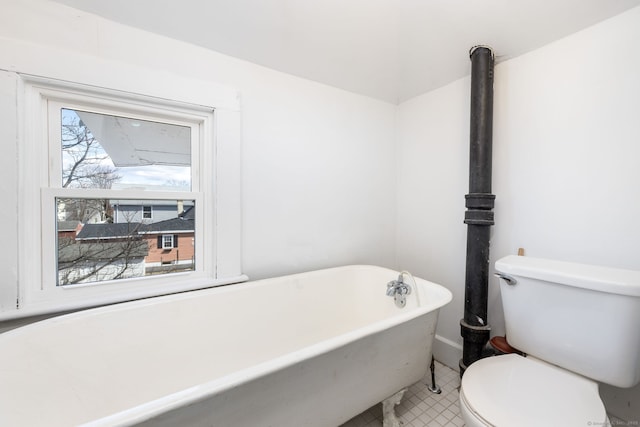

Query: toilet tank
left=495, top=255, right=640, bottom=388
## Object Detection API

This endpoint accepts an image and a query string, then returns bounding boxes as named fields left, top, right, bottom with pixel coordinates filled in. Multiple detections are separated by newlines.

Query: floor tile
left=341, top=360, right=632, bottom=427
left=340, top=360, right=464, bottom=427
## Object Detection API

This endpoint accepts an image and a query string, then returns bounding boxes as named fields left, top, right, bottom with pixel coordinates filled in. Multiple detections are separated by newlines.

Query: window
left=142, top=206, right=152, bottom=219
left=48, top=101, right=202, bottom=288
left=9, top=73, right=245, bottom=319
left=161, top=234, right=176, bottom=249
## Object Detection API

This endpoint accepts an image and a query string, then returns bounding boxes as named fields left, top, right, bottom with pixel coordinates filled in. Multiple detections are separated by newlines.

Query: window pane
left=162, top=235, right=174, bottom=249
left=61, top=109, right=191, bottom=191
left=57, top=198, right=196, bottom=286
left=142, top=206, right=152, bottom=219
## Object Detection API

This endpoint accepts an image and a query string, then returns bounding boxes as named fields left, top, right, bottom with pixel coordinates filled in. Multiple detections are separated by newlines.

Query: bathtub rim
left=1, top=265, right=451, bottom=339
left=1, top=264, right=452, bottom=427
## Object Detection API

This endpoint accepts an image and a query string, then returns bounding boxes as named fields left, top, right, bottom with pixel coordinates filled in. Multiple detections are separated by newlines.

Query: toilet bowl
left=460, top=354, right=608, bottom=427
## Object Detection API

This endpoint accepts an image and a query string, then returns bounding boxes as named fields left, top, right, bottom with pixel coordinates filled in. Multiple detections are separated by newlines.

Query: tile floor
left=341, top=360, right=632, bottom=427
left=341, top=360, right=465, bottom=427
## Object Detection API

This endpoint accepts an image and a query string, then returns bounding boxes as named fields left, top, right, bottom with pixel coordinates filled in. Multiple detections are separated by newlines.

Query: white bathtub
left=0, top=265, right=452, bottom=427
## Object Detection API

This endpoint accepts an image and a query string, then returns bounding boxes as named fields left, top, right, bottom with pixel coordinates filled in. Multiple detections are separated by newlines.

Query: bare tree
left=59, top=114, right=120, bottom=223
left=57, top=112, right=141, bottom=285
left=57, top=232, right=149, bottom=285
left=61, top=115, right=121, bottom=190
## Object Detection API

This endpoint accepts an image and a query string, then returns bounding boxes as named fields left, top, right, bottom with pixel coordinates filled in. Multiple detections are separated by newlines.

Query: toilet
left=459, top=255, right=640, bottom=427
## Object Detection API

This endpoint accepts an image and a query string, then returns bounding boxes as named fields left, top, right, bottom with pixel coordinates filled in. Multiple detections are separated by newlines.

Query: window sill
left=0, top=274, right=249, bottom=322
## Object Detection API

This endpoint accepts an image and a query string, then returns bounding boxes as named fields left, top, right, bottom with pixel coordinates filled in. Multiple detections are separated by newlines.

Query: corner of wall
left=432, top=334, right=463, bottom=372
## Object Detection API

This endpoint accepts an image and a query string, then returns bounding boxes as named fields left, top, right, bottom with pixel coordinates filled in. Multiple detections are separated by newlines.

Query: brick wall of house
left=144, top=233, right=195, bottom=264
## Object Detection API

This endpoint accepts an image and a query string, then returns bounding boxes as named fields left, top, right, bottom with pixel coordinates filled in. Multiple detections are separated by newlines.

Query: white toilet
left=459, top=255, right=640, bottom=427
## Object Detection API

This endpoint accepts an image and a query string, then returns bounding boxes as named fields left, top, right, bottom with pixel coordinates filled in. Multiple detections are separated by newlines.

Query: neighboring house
left=111, top=200, right=194, bottom=224
left=57, top=198, right=107, bottom=224
left=138, top=206, right=195, bottom=273
left=57, top=220, right=82, bottom=240
left=110, top=191, right=194, bottom=223
left=71, top=206, right=195, bottom=281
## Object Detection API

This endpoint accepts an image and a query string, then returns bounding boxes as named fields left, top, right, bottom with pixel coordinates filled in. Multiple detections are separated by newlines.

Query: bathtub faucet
left=386, top=272, right=412, bottom=308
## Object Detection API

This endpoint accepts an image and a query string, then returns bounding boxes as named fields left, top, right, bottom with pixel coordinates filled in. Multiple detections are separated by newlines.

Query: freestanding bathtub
left=0, top=265, right=452, bottom=427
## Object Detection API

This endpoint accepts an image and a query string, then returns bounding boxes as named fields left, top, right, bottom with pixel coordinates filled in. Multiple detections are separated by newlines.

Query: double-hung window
left=10, top=74, right=244, bottom=319
left=50, top=101, right=202, bottom=288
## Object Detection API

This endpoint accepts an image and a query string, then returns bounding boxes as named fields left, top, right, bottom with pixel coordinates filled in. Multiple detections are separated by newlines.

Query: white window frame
left=5, top=73, right=246, bottom=320
left=162, top=234, right=176, bottom=249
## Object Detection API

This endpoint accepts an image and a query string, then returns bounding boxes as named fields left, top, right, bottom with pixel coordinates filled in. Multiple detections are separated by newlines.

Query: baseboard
left=432, top=334, right=463, bottom=373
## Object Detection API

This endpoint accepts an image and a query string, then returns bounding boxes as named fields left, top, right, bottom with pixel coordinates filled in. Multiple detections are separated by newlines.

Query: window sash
left=46, top=99, right=201, bottom=192
left=43, top=188, right=204, bottom=289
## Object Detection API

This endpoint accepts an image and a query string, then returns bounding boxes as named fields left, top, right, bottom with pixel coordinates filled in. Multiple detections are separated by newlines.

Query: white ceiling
left=51, top=0, right=640, bottom=104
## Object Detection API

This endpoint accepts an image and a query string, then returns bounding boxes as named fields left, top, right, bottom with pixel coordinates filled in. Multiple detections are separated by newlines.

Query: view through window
left=56, top=108, right=196, bottom=285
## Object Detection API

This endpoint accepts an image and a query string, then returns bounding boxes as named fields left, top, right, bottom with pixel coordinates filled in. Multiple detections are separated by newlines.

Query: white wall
left=396, top=79, right=470, bottom=366
left=0, top=0, right=397, bottom=292
left=2, top=0, right=639, bottom=419
left=397, top=6, right=640, bottom=420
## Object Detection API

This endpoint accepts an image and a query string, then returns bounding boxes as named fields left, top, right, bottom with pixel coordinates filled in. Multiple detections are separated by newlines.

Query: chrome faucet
left=386, top=272, right=412, bottom=308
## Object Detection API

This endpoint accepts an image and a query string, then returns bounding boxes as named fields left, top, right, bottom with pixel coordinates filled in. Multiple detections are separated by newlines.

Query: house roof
left=141, top=206, right=195, bottom=234
left=76, top=223, right=146, bottom=240
left=141, top=218, right=194, bottom=234
left=76, top=110, right=190, bottom=168
left=58, top=220, right=81, bottom=232
left=110, top=198, right=195, bottom=207
left=181, top=206, right=195, bottom=219
left=58, top=240, right=149, bottom=263
left=76, top=207, right=195, bottom=239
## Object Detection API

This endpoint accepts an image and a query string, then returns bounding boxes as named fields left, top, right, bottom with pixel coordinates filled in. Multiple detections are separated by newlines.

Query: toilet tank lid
left=495, top=255, right=640, bottom=297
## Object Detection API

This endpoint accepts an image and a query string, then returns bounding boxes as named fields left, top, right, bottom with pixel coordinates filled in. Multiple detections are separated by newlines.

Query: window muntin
left=162, top=234, right=175, bottom=249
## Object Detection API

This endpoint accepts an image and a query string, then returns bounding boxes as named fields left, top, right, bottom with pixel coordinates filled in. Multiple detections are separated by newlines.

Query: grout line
left=341, top=361, right=465, bottom=427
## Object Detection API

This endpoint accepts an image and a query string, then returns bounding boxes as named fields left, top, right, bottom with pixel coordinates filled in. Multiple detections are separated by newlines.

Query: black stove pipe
left=460, top=46, right=495, bottom=375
